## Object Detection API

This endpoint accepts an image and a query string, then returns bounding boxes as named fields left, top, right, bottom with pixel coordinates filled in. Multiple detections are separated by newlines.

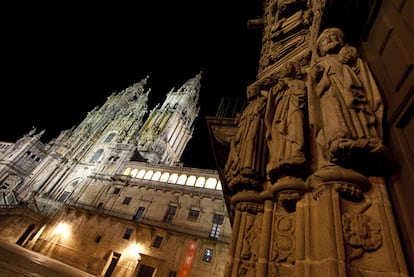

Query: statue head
left=316, top=28, right=345, bottom=56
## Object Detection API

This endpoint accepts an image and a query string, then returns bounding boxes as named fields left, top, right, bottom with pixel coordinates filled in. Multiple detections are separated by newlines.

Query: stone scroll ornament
left=309, top=27, right=385, bottom=169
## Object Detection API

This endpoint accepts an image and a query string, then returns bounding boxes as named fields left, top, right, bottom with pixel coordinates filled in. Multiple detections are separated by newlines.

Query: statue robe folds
left=311, top=46, right=385, bottom=165
left=224, top=92, right=267, bottom=192
left=265, top=76, right=307, bottom=179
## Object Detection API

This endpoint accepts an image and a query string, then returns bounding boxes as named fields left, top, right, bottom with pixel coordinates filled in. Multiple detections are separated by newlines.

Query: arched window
left=137, top=169, right=146, bottom=179
left=168, top=173, right=178, bottom=183
left=186, top=176, right=196, bottom=186
left=195, top=177, right=205, bottom=187
left=160, top=172, right=169, bottom=182
left=205, top=178, right=217, bottom=189
left=123, top=168, right=131, bottom=175
left=90, top=149, right=104, bottom=163
left=104, top=132, right=116, bottom=143
left=130, top=169, right=138, bottom=178
left=216, top=181, right=223, bottom=191
left=144, top=171, right=153, bottom=180
left=152, top=171, right=161, bottom=181
left=177, top=174, right=187, bottom=185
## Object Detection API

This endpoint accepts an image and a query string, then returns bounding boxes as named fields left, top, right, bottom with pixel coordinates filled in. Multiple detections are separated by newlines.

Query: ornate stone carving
left=334, top=183, right=363, bottom=201
left=265, top=62, right=307, bottom=180
left=307, top=165, right=371, bottom=200
left=309, top=27, right=386, bottom=171
left=271, top=213, right=296, bottom=263
left=238, top=211, right=263, bottom=277
left=342, top=212, right=382, bottom=260
left=260, top=0, right=313, bottom=72
left=224, top=88, right=267, bottom=193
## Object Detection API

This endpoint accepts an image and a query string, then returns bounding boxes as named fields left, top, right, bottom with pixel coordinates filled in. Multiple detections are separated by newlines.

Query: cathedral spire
left=136, top=70, right=202, bottom=166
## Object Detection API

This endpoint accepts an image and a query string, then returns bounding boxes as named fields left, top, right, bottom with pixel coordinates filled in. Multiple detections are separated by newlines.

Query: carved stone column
left=209, top=0, right=410, bottom=275
left=225, top=190, right=264, bottom=277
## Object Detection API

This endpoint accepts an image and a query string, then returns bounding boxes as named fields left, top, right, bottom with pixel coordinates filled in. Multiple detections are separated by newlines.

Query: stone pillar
left=224, top=190, right=264, bottom=277
left=217, top=0, right=410, bottom=275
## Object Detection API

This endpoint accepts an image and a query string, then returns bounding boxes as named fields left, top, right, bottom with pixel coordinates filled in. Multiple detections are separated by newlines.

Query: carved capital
left=307, top=165, right=371, bottom=192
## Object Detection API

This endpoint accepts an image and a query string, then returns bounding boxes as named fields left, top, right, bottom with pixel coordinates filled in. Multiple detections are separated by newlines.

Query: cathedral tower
left=137, top=71, right=202, bottom=166
left=0, top=70, right=230, bottom=277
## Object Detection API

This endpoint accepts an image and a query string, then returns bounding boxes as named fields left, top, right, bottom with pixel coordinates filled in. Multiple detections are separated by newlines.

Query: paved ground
left=0, top=239, right=95, bottom=277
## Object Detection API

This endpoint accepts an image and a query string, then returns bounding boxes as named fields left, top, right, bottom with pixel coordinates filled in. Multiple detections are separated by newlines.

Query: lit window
left=195, top=177, right=205, bottom=187
left=205, top=178, right=217, bottom=189
left=152, top=171, right=161, bottom=181
left=202, top=248, right=214, bottom=263
left=137, top=169, right=146, bottom=179
left=177, top=174, right=187, bottom=185
left=210, top=214, right=224, bottom=239
left=168, top=173, right=178, bottom=183
left=160, top=172, right=169, bottom=182
left=144, top=170, right=153, bottom=180
left=186, top=176, right=196, bottom=186
left=130, top=168, right=138, bottom=178
left=216, top=181, right=222, bottom=190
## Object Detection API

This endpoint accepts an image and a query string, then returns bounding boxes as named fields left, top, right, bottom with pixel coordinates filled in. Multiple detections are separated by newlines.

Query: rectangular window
left=202, top=248, right=214, bottom=263
left=134, top=207, right=145, bottom=221
left=151, top=235, right=163, bottom=248
left=123, top=228, right=132, bottom=240
left=187, top=208, right=200, bottom=221
left=113, top=187, right=121, bottom=194
left=137, top=265, right=155, bottom=277
left=162, top=205, right=177, bottom=223
left=210, top=223, right=221, bottom=239
left=210, top=213, right=224, bottom=239
left=168, top=272, right=177, bottom=277
left=123, top=197, right=132, bottom=205
left=212, top=213, right=225, bottom=224
left=97, top=202, right=104, bottom=210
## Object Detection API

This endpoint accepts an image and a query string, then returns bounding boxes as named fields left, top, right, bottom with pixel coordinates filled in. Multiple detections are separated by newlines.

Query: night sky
left=1, top=2, right=263, bottom=169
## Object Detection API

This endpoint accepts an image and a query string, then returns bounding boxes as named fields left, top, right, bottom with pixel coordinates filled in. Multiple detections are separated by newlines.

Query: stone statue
left=265, top=62, right=307, bottom=180
left=224, top=88, right=267, bottom=192
left=310, top=27, right=385, bottom=166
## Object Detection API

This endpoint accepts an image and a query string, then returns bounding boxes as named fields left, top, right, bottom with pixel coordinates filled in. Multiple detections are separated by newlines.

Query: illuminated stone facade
left=207, top=1, right=412, bottom=276
left=0, top=72, right=231, bottom=276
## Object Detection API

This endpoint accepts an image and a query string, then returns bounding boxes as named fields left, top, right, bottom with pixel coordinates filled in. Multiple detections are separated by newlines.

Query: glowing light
left=52, top=222, right=70, bottom=239
left=127, top=243, right=142, bottom=260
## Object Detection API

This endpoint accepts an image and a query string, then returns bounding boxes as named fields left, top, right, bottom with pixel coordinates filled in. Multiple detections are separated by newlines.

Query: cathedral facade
left=0, top=72, right=232, bottom=276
